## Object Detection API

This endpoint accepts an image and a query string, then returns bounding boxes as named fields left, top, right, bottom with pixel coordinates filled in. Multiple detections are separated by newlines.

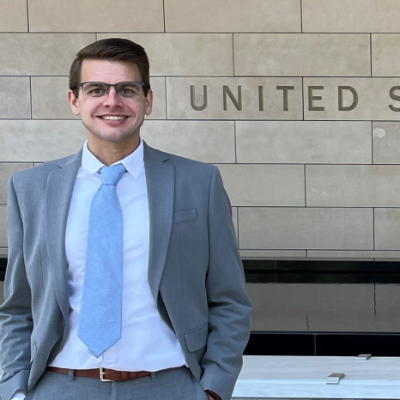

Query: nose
left=102, top=86, right=123, bottom=107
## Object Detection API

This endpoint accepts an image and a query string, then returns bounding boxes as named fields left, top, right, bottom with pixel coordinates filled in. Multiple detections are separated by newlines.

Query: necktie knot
left=101, top=163, right=126, bottom=186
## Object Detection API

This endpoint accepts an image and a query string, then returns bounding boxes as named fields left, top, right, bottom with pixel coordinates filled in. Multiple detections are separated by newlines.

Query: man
left=0, top=38, right=252, bottom=400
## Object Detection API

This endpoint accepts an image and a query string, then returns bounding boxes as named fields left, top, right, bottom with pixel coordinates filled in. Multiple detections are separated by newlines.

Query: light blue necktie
left=78, top=163, right=126, bottom=357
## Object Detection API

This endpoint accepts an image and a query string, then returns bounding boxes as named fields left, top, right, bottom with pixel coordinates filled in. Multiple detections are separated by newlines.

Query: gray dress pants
left=25, top=367, right=209, bottom=400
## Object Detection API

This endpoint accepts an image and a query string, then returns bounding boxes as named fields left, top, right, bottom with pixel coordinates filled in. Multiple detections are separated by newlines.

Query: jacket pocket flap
left=184, top=323, right=208, bottom=352
left=174, top=208, right=197, bottom=224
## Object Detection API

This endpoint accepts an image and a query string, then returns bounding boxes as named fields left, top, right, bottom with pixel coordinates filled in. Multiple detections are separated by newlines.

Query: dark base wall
left=245, top=332, right=400, bottom=356
left=2, top=258, right=400, bottom=356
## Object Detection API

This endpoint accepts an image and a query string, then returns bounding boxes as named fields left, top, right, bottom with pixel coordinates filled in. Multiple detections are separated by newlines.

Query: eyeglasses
left=78, top=81, right=145, bottom=98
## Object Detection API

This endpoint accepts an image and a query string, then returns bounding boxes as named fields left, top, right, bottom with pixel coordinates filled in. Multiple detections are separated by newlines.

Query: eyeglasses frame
left=77, top=81, right=147, bottom=98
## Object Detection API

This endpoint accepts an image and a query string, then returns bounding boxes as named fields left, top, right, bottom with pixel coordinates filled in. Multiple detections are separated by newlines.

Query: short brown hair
left=69, top=38, right=151, bottom=98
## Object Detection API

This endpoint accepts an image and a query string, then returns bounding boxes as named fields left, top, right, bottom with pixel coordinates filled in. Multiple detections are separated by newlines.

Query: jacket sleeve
left=0, top=176, right=32, bottom=400
left=200, top=166, right=252, bottom=400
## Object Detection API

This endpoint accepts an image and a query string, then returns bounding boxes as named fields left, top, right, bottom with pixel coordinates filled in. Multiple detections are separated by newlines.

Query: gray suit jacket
left=0, top=143, right=252, bottom=400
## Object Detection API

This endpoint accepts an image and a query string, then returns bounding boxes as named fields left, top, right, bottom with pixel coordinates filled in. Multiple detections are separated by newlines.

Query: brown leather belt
left=47, top=366, right=151, bottom=382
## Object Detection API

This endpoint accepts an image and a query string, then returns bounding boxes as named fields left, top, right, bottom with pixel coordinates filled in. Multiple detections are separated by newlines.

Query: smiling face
left=68, top=59, right=152, bottom=148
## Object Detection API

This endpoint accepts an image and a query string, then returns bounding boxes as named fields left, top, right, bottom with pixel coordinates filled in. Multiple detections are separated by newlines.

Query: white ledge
left=233, top=355, right=400, bottom=399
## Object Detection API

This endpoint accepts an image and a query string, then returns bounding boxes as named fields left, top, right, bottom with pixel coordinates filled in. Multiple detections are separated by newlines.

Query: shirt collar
left=81, top=139, right=144, bottom=179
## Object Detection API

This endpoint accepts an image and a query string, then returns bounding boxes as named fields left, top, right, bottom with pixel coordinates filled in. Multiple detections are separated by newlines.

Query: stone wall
left=3, top=1, right=400, bottom=260
left=4, top=2, right=400, bottom=337
left=1, top=1, right=400, bottom=260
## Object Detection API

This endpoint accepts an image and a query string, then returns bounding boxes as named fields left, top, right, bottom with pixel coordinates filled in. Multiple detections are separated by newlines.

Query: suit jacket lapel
left=144, top=143, right=175, bottom=300
left=45, top=144, right=174, bottom=316
left=46, top=151, right=82, bottom=320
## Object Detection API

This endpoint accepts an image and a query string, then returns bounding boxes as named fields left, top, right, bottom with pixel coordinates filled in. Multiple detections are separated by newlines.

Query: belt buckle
left=100, top=367, right=114, bottom=382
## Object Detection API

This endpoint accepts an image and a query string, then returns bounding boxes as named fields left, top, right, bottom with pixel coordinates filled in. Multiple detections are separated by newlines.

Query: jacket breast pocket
left=184, top=323, right=209, bottom=352
left=173, top=208, right=197, bottom=224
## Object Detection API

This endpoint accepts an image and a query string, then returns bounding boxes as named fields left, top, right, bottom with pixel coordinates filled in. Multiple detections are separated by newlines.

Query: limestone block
left=164, top=0, right=301, bottom=32
left=239, top=207, right=373, bottom=250
left=29, top=0, right=163, bottom=32
left=0, top=120, right=85, bottom=162
left=216, top=164, right=305, bottom=206
left=306, top=165, right=400, bottom=207
left=373, top=122, right=400, bottom=163
left=0, top=77, right=30, bottom=118
left=141, top=121, right=235, bottom=163
left=236, top=121, right=371, bottom=164
left=0, top=34, right=95, bottom=75
left=372, top=34, right=400, bottom=76
left=304, top=78, right=400, bottom=120
left=303, top=0, right=400, bottom=33
left=98, top=33, right=233, bottom=76
left=234, top=34, right=370, bottom=76
left=0, top=0, right=27, bottom=32
left=31, top=77, right=75, bottom=120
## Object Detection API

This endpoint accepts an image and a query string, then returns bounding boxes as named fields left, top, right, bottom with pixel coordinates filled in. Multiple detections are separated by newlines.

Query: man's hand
left=205, top=390, right=221, bottom=400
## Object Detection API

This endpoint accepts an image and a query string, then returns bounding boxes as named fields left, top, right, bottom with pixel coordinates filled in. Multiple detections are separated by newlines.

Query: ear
left=144, top=89, right=153, bottom=116
left=68, top=90, right=81, bottom=115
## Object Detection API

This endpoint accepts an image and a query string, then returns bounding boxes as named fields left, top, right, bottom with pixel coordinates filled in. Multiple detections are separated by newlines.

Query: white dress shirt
left=52, top=139, right=186, bottom=370
left=12, top=140, right=187, bottom=400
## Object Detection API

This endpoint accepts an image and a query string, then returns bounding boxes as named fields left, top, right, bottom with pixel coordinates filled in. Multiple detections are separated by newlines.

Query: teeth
left=102, top=116, right=125, bottom=120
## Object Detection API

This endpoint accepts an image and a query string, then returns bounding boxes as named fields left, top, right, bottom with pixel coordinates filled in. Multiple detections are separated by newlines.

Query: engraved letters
left=389, top=86, right=400, bottom=112
left=190, top=84, right=296, bottom=112
left=190, top=85, right=208, bottom=111
left=338, top=86, right=358, bottom=111
left=277, top=86, right=294, bottom=112
left=308, top=86, right=325, bottom=112
left=187, top=83, right=400, bottom=116
left=223, top=85, right=242, bottom=111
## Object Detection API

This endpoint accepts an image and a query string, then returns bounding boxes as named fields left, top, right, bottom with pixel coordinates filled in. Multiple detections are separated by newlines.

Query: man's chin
left=87, top=130, right=139, bottom=144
